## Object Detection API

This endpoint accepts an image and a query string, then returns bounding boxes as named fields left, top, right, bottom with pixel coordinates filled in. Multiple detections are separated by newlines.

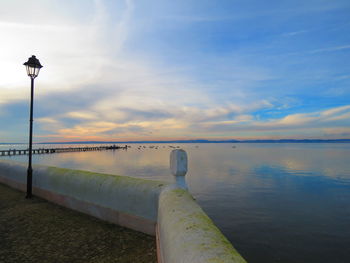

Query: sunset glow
left=0, top=0, right=349, bottom=142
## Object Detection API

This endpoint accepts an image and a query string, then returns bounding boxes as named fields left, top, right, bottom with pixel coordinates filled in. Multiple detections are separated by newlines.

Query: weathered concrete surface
left=170, top=149, right=187, bottom=177
left=0, top=159, right=248, bottom=263
left=170, top=149, right=188, bottom=190
left=0, top=160, right=167, bottom=235
left=157, top=187, right=247, bottom=263
left=0, top=183, right=156, bottom=263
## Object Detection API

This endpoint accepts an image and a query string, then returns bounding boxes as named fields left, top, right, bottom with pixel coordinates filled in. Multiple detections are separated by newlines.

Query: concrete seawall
left=0, top=160, right=164, bottom=235
left=0, top=159, right=246, bottom=262
left=157, top=186, right=246, bottom=263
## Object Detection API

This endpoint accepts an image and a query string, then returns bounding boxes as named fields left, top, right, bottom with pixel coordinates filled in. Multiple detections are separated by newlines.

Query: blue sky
left=0, top=0, right=349, bottom=142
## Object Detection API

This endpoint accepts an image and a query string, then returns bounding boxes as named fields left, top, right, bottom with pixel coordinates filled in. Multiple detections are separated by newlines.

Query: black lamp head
left=24, top=55, right=43, bottom=79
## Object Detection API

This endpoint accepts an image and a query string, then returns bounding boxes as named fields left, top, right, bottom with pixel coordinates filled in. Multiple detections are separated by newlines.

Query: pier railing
left=0, top=145, right=127, bottom=156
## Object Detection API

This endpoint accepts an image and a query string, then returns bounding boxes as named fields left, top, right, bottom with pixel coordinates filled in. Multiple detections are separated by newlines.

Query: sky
left=0, top=0, right=350, bottom=142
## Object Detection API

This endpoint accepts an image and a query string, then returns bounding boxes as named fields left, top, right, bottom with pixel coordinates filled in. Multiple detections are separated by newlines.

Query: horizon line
left=1, top=138, right=350, bottom=145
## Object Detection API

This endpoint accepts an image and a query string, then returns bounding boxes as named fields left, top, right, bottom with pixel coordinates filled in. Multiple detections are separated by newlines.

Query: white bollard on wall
left=170, top=149, right=188, bottom=189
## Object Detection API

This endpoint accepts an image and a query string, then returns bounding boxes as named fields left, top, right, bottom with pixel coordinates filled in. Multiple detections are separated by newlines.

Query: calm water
left=1, top=143, right=350, bottom=263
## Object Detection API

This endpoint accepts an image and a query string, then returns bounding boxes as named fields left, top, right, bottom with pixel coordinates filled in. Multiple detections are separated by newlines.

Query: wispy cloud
left=65, top=111, right=99, bottom=120
left=259, top=105, right=350, bottom=128
left=36, top=99, right=350, bottom=141
left=309, top=45, right=350, bottom=54
left=193, top=105, right=350, bottom=138
left=281, top=30, right=307, bottom=37
left=0, top=0, right=349, bottom=142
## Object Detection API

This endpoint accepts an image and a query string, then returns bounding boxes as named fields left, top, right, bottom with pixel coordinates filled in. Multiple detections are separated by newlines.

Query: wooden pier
left=0, top=145, right=127, bottom=157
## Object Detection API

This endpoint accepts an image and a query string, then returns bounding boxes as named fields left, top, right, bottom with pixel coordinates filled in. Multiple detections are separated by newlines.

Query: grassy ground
left=0, top=183, right=156, bottom=263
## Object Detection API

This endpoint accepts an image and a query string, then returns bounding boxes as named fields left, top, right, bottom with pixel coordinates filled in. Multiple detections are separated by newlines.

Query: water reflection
left=2, top=143, right=350, bottom=262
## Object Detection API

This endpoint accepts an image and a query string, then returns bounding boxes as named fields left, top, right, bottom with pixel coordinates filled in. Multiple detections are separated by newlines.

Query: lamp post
left=24, top=55, right=43, bottom=199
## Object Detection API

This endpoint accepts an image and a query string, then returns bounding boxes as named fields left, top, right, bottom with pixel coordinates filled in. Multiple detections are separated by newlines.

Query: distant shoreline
left=2, top=139, right=350, bottom=145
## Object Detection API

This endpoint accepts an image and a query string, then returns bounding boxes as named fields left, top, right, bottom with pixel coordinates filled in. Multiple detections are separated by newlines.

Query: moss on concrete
left=46, top=166, right=164, bottom=188
left=0, top=183, right=156, bottom=263
left=38, top=166, right=168, bottom=221
left=159, top=187, right=247, bottom=262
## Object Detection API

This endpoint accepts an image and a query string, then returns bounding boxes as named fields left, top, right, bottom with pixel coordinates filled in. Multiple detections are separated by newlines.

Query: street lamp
left=23, top=55, right=43, bottom=198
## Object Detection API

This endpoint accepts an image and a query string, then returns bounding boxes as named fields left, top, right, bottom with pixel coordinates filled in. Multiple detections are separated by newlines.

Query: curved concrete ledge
left=157, top=187, right=247, bottom=263
left=0, top=160, right=247, bottom=262
left=0, top=160, right=167, bottom=235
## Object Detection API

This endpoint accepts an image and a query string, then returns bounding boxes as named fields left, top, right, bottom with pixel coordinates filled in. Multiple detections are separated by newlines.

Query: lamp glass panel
left=30, top=67, right=35, bottom=76
left=26, top=66, right=30, bottom=76
left=28, top=66, right=33, bottom=76
left=26, top=65, right=40, bottom=78
left=35, top=67, right=40, bottom=77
